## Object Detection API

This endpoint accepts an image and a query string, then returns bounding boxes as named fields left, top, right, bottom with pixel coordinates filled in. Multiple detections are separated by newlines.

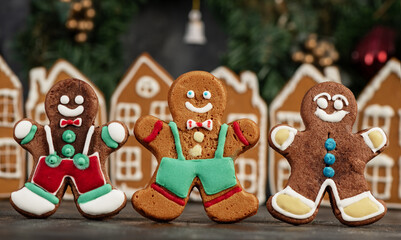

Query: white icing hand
left=15, top=120, right=33, bottom=139
left=361, top=127, right=387, bottom=153
left=108, top=122, right=126, bottom=143
left=271, top=126, right=297, bottom=151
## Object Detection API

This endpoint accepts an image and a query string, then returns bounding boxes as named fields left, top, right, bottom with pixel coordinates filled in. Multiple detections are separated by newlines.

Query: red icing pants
left=32, top=153, right=106, bottom=194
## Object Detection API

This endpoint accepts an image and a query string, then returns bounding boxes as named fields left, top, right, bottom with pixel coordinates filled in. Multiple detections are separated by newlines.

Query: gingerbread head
left=133, top=71, right=260, bottom=223
left=11, top=78, right=129, bottom=219
left=268, top=81, right=388, bottom=226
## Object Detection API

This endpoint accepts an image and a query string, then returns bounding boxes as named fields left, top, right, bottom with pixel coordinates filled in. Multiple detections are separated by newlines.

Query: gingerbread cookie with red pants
left=132, top=71, right=260, bottom=223
left=268, top=81, right=387, bottom=226
left=11, top=79, right=129, bottom=219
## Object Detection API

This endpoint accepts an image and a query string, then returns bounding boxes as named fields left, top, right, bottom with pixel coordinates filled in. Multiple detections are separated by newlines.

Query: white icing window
left=365, top=154, right=394, bottom=200
left=136, top=76, right=160, bottom=98
left=276, top=111, right=304, bottom=130
left=34, top=103, right=48, bottom=125
left=0, top=89, right=19, bottom=127
left=149, top=101, right=172, bottom=122
left=362, top=104, right=394, bottom=135
left=277, top=159, right=291, bottom=192
left=0, top=139, right=22, bottom=179
left=235, top=157, right=257, bottom=193
left=227, top=113, right=258, bottom=124
left=116, top=103, right=141, bottom=131
left=115, top=146, right=142, bottom=181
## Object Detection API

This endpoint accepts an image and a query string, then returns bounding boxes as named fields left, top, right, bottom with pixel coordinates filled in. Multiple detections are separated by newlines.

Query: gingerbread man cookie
left=11, top=79, right=129, bottom=219
left=267, top=82, right=388, bottom=226
left=132, top=71, right=260, bottom=223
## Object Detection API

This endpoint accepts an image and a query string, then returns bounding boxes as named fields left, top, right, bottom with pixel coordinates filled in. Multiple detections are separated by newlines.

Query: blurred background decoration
left=1, top=0, right=400, bottom=104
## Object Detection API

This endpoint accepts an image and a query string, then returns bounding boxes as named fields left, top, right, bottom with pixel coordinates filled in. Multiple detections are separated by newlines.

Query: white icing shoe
left=79, top=189, right=126, bottom=216
left=11, top=187, right=56, bottom=216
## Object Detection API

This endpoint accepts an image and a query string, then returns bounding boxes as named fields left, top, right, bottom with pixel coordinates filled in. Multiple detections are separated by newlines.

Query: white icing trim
left=365, top=154, right=394, bottom=199
left=31, top=152, right=105, bottom=195
left=270, top=126, right=297, bottom=151
left=332, top=94, right=349, bottom=106
left=185, top=102, right=213, bottom=113
left=313, top=92, right=331, bottom=101
left=44, top=125, right=55, bottom=154
left=212, top=67, right=268, bottom=203
left=82, top=126, right=94, bottom=156
left=11, top=187, right=55, bottom=215
left=79, top=189, right=126, bottom=215
left=0, top=138, right=23, bottom=179
left=268, top=64, right=339, bottom=195
left=272, top=179, right=385, bottom=222
left=108, top=122, right=126, bottom=143
left=314, top=108, right=349, bottom=122
left=362, top=104, right=394, bottom=135
left=59, top=118, right=82, bottom=128
left=114, top=146, right=143, bottom=181
left=14, top=121, right=33, bottom=139
left=360, top=127, right=387, bottom=153
left=357, top=59, right=401, bottom=111
left=57, top=104, right=84, bottom=117
left=136, top=76, right=160, bottom=98
left=0, top=89, right=21, bottom=127
left=0, top=55, right=22, bottom=89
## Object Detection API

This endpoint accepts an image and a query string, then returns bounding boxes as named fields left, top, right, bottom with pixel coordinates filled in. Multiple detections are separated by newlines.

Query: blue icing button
left=325, top=138, right=336, bottom=151
left=323, top=167, right=335, bottom=178
left=324, top=153, right=336, bottom=165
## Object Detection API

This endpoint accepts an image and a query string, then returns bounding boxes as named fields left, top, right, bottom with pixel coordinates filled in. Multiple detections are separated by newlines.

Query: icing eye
left=60, top=95, right=69, bottom=104
left=317, top=98, right=328, bottom=109
left=203, top=91, right=211, bottom=99
left=334, top=100, right=343, bottom=110
left=75, top=95, right=84, bottom=104
left=187, top=90, right=195, bottom=99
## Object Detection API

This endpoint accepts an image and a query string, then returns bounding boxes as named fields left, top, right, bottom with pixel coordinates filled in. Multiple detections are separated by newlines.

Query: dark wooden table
left=0, top=200, right=400, bottom=240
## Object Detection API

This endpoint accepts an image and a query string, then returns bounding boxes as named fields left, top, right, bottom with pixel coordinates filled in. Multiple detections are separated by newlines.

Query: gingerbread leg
left=267, top=179, right=323, bottom=225
left=329, top=175, right=386, bottom=226
left=201, top=181, right=258, bottom=223
left=10, top=182, right=60, bottom=218
left=132, top=182, right=187, bottom=222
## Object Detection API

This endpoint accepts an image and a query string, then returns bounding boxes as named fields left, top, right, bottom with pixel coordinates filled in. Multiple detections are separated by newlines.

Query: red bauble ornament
left=352, top=26, right=397, bottom=78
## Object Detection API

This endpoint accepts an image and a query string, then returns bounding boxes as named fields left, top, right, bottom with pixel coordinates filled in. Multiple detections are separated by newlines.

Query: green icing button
left=45, top=153, right=61, bottom=168
left=73, top=153, right=90, bottom=170
left=62, top=144, right=75, bottom=158
left=62, top=130, right=76, bottom=143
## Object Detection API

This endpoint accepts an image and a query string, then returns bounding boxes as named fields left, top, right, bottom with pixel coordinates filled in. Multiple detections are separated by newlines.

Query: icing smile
left=57, top=104, right=84, bottom=117
left=185, top=102, right=213, bottom=113
left=314, top=108, right=349, bottom=122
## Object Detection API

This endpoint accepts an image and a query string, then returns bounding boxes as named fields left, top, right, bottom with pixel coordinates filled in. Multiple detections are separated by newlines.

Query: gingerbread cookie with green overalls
left=11, top=79, right=129, bottom=219
left=133, top=71, right=260, bottom=223
left=268, top=82, right=387, bottom=226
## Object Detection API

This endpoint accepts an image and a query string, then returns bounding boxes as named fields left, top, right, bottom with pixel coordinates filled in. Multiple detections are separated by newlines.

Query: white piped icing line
left=15, top=120, right=33, bottom=139
left=271, top=126, right=297, bottom=151
left=44, top=125, right=55, bottom=154
left=108, top=122, right=126, bottom=143
left=314, top=108, right=349, bottom=122
left=11, top=187, right=55, bottom=215
left=82, top=126, right=95, bottom=156
left=272, top=179, right=385, bottom=222
left=361, top=127, right=387, bottom=153
left=185, top=102, right=213, bottom=113
left=57, top=104, right=84, bottom=117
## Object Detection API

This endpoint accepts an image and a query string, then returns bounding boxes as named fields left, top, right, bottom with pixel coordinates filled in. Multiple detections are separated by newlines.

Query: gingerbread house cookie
left=109, top=53, right=173, bottom=196
left=26, top=59, right=107, bottom=172
left=212, top=67, right=268, bottom=203
left=356, top=58, right=401, bottom=208
left=269, top=64, right=341, bottom=195
left=0, top=56, right=24, bottom=198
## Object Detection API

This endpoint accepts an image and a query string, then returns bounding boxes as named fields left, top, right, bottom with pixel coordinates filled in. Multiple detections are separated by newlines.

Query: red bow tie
left=60, top=118, right=82, bottom=128
left=186, top=119, right=213, bottom=131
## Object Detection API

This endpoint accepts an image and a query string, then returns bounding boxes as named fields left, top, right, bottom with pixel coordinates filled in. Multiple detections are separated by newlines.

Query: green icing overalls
left=155, top=122, right=237, bottom=198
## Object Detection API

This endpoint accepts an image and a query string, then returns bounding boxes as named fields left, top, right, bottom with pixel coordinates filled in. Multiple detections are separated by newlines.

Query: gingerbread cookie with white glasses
left=133, top=71, right=260, bottom=223
left=11, top=78, right=129, bottom=219
left=267, top=81, right=387, bottom=226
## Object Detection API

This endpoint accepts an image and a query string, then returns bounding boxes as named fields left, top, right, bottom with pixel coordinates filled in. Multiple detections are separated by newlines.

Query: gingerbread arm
left=13, top=119, right=48, bottom=157
left=134, top=115, right=174, bottom=160
left=223, top=119, right=260, bottom=158
left=94, top=121, right=129, bottom=155
left=358, top=127, right=388, bottom=157
left=268, top=124, right=298, bottom=156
